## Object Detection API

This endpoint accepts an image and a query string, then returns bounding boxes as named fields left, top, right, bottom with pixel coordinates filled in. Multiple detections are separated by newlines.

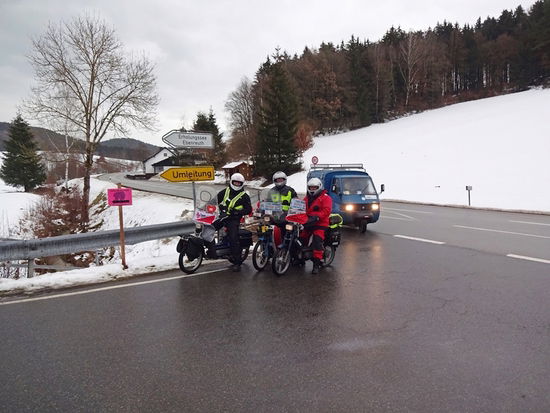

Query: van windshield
left=340, top=177, right=376, bottom=195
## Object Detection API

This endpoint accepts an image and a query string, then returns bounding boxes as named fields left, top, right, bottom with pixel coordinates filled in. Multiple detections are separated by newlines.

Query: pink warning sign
left=107, top=188, right=133, bottom=206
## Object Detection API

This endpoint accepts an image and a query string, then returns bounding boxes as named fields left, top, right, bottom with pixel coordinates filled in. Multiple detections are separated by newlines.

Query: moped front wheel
left=252, top=242, right=270, bottom=271
left=272, top=248, right=291, bottom=276
left=178, top=250, right=203, bottom=274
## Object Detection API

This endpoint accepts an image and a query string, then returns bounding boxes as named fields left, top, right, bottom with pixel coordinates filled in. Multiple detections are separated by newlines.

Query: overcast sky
left=0, top=0, right=537, bottom=146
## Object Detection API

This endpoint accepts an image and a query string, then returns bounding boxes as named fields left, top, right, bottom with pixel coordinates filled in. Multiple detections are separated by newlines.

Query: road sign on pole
left=160, top=166, right=215, bottom=182
left=312, top=156, right=319, bottom=165
left=466, top=185, right=473, bottom=206
left=162, top=130, right=214, bottom=149
left=107, top=185, right=132, bottom=270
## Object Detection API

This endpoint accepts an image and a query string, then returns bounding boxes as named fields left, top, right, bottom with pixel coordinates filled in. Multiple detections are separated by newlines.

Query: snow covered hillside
left=289, top=88, right=550, bottom=212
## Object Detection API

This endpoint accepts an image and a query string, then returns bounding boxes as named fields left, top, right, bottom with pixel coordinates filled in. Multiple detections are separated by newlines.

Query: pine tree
left=255, top=62, right=301, bottom=179
left=192, top=109, right=226, bottom=168
left=0, top=115, right=46, bottom=192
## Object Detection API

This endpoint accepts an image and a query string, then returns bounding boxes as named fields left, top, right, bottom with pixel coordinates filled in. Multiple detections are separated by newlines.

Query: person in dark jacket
left=216, top=172, right=252, bottom=271
left=301, top=177, right=332, bottom=274
left=268, top=171, right=298, bottom=212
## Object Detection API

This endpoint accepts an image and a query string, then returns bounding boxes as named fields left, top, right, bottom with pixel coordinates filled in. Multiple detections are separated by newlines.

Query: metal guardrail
left=0, top=221, right=195, bottom=276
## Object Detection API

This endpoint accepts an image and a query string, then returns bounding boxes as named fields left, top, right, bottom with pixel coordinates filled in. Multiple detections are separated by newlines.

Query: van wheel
left=360, top=221, right=368, bottom=233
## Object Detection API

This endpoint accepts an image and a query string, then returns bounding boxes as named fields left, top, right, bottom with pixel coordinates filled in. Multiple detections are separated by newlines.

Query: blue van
left=307, top=164, right=384, bottom=233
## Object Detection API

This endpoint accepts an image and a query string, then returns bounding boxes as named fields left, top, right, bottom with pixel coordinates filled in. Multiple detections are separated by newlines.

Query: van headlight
left=344, top=204, right=354, bottom=211
left=371, top=203, right=380, bottom=211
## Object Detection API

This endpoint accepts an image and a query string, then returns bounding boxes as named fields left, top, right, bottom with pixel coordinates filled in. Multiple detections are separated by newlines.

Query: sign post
left=466, top=185, right=472, bottom=206
left=107, top=185, right=133, bottom=269
left=160, top=166, right=215, bottom=209
left=162, top=130, right=214, bottom=149
left=161, top=130, right=216, bottom=209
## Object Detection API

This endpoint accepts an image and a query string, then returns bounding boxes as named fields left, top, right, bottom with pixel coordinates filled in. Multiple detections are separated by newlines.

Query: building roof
left=221, top=161, right=251, bottom=169
left=143, top=147, right=175, bottom=163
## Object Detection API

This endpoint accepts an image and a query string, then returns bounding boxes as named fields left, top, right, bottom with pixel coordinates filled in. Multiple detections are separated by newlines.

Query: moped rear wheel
left=178, top=251, right=203, bottom=274
left=252, top=242, right=269, bottom=271
left=322, top=245, right=336, bottom=267
left=272, top=248, right=291, bottom=276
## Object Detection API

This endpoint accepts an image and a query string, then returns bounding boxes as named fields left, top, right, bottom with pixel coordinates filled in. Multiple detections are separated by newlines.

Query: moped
left=251, top=201, right=283, bottom=271
left=271, top=200, right=342, bottom=276
left=177, top=201, right=253, bottom=274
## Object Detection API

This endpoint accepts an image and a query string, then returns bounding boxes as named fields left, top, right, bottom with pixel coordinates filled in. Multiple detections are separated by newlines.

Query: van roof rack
left=310, top=163, right=365, bottom=171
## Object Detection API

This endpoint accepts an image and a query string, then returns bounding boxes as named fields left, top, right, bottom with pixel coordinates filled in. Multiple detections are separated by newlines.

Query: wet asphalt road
left=1, top=203, right=550, bottom=412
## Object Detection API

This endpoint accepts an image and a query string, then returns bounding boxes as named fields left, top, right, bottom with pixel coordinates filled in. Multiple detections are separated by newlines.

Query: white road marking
left=384, top=207, right=433, bottom=214
left=453, top=225, right=550, bottom=240
left=507, top=254, right=550, bottom=264
left=382, top=216, right=416, bottom=221
left=394, top=235, right=446, bottom=245
left=509, top=220, right=550, bottom=227
left=0, top=268, right=226, bottom=306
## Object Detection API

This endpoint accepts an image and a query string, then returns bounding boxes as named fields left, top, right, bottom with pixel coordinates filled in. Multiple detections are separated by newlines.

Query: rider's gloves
left=304, top=215, right=319, bottom=228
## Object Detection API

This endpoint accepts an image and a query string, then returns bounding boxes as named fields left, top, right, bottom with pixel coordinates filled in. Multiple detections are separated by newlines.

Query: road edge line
left=0, top=268, right=226, bottom=306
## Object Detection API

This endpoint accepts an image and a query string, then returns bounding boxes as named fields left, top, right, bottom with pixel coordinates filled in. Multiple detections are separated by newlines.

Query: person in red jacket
left=301, top=177, right=332, bottom=274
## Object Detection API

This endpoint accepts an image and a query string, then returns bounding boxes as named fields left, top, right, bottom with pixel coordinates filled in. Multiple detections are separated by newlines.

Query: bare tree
left=225, top=77, right=255, bottom=160
left=25, top=15, right=158, bottom=228
left=39, top=86, right=80, bottom=190
left=398, top=31, right=426, bottom=107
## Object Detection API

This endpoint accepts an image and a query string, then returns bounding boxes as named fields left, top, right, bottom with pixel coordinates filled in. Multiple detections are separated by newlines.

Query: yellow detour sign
left=160, top=166, right=215, bottom=182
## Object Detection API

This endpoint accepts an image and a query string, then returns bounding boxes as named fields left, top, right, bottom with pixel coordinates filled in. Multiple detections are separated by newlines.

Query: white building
left=142, top=148, right=175, bottom=174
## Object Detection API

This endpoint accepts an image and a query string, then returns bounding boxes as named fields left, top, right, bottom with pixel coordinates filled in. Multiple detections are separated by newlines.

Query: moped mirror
left=380, top=184, right=385, bottom=193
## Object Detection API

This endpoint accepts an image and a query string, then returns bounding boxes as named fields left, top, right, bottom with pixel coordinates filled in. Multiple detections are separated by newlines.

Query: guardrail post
left=27, top=259, right=35, bottom=278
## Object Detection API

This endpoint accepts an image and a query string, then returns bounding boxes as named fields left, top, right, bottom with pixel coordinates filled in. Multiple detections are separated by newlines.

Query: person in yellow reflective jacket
left=216, top=173, right=252, bottom=271
left=267, top=171, right=298, bottom=221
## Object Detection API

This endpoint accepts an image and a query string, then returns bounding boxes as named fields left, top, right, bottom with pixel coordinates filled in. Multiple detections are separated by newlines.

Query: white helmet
left=272, top=171, right=287, bottom=188
left=230, top=172, right=245, bottom=191
left=307, top=177, right=323, bottom=197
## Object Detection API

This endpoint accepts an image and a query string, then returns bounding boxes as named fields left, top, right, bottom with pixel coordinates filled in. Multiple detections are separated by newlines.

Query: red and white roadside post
left=107, top=185, right=133, bottom=270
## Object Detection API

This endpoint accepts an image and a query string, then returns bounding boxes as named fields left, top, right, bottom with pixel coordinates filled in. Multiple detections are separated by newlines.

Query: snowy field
left=1, top=88, right=550, bottom=293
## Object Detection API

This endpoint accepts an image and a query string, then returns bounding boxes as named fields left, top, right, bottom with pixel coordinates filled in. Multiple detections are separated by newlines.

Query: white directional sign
left=162, top=130, right=214, bottom=149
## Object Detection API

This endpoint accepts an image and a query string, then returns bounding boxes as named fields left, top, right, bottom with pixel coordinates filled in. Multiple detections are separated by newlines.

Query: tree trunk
left=81, top=151, right=93, bottom=232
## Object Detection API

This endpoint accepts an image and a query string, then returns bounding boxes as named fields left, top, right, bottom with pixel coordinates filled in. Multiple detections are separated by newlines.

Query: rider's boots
left=312, top=258, right=321, bottom=274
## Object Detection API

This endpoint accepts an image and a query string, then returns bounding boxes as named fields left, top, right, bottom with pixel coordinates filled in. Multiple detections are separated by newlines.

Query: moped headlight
left=285, top=224, right=293, bottom=231
left=371, top=203, right=380, bottom=211
left=345, top=204, right=354, bottom=212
